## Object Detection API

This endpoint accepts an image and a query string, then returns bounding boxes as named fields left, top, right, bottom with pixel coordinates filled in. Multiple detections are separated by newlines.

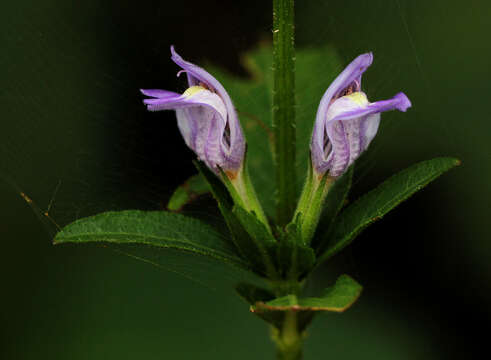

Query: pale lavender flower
left=311, top=53, right=412, bottom=177
left=141, top=46, right=245, bottom=175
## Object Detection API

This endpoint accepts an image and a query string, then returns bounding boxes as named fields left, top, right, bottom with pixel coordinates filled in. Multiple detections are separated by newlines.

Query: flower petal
left=311, top=53, right=373, bottom=171
left=324, top=92, right=411, bottom=177
left=141, top=87, right=229, bottom=171
left=311, top=51, right=412, bottom=178
left=176, top=106, right=225, bottom=170
left=170, top=46, right=244, bottom=155
left=361, top=113, right=381, bottom=151
left=140, top=89, right=181, bottom=99
left=328, top=92, right=411, bottom=123
left=140, top=88, right=227, bottom=120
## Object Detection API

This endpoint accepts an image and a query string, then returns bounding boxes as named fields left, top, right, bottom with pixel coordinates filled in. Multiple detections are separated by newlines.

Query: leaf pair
left=236, top=274, right=362, bottom=332
left=54, top=157, right=459, bottom=285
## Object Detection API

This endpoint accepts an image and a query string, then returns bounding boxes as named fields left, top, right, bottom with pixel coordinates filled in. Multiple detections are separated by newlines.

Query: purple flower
left=141, top=46, right=245, bottom=175
left=311, top=53, right=412, bottom=177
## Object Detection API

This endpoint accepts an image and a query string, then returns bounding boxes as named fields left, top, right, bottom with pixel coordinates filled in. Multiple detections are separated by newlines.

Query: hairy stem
left=273, top=0, right=296, bottom=226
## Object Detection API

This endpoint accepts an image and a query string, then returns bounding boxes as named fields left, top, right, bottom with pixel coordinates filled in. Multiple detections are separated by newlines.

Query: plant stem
left=273, top=312, right=303, bottom=360
left=273, top=0, right=296, bottom=226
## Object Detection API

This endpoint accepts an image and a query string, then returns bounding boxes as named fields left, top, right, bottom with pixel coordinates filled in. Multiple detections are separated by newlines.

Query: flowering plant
left=52, top=0, right=459, bottom=358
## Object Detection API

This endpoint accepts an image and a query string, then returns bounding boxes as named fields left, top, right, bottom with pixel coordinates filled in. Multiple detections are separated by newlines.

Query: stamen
left=199, top=81, right=216, bottom=93
left=332, top=80, right=362, bottom=103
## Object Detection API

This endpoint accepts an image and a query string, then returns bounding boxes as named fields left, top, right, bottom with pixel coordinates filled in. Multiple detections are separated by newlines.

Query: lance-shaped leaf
left=312, top=166, right=354, bottom=253
left=250, top=275, right=362, bottom=330
left=276, top=218, right=316, bottom=280
left=167, top=174, right=210, bottom=211
left=53, top=210, right=250, bottom=270
left=235, top=282, right=276, bottom=305
left=195, top=161, right=277, bottom=277
left=233, top=205, right=278, bottom=279
left=318, top=157, right=461, bottom=264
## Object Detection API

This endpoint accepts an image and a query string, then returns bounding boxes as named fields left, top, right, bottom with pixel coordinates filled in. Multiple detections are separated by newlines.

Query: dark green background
left=1, top=0, right=490, bottom=359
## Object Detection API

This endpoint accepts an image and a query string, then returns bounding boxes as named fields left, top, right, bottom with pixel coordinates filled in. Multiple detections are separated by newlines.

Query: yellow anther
left=182, top=85, right=206, bottom=98
left=345, top=92, right=368, bottom=105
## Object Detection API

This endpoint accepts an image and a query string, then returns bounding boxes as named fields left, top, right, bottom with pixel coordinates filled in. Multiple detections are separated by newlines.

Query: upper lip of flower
left=311, top=53, right=412, bottom=176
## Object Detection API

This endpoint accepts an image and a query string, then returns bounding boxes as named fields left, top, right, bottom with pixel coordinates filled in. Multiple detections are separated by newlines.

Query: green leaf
left=233, top=205, right=278, bottom=278
left=235, top=282, right=275, bottom=305
left=53, top=210, right=250, bottom=270
left=194, top=161, right=251, bottom=252
left=318, top=157, right=461, bottom=264
left=253, top=274, right=362, bottom=312
left=195, top=161, right=277, bottom=277
left=166, top=174, right=210, bottom=211
left=233, top=206, right=275, bottom=245
left=275, top=218, right=316, bottom=279
left=208, top=45, right=342, bottom=218
left=312, top=166, right=354, bottom=253
left=250, top=275, right=362, bottom=330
